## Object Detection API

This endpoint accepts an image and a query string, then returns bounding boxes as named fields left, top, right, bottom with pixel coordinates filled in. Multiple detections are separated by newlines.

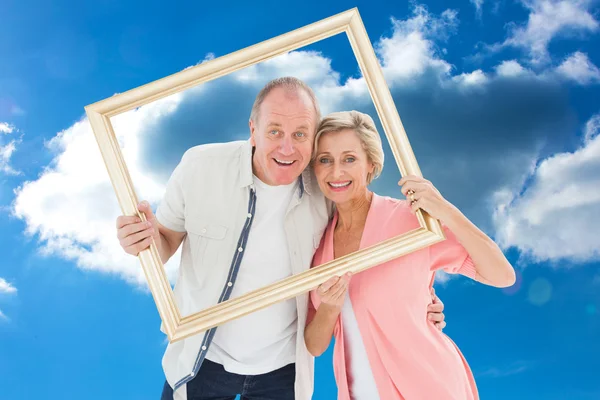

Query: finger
left=121, top=227, right=154, bottom=247
left=130, top=236, right=154, bottom=256
left=116, top=215, right=141, bottom=229
left=118, top=221, right=153, bottom=240
left=427, top=303, right=444, bottom=313
left=411, top=199, right=423, bottom=213
left=401, top=182, right=429, bottom=197
left=398, top=175, right=423, bottom=187
left=436, top=321, right=446, bottom=331
left=408, top=191, right=425, bottom=207
left=327, top=275, right=349, bottom=295
left=400, top=181, right=417, bottom=197
left=319, top=276, right=340, bottom=293
left=430, top=286, right=436, bottom=298
left=323, top=273, right=351, bottom=300
left=428, top=311, right=445, bottom=323
left=137, top=200, right=156, bottom=222
left=329, top=278, right=350, bottom=301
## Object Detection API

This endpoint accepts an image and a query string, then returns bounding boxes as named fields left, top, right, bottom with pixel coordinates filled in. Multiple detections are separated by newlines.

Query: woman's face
left=313, top=129, right=374, bottom=205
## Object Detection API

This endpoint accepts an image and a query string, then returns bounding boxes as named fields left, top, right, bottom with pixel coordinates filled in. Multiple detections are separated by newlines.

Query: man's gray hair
left=250, top=77, right=321, bottom=124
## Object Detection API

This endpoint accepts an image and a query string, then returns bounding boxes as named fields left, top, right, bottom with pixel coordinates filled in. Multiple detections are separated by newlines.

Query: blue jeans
left=160, top=359, right=296, bottom=400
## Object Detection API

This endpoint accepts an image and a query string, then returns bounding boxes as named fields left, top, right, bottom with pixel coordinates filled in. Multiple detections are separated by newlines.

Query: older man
left=116, top=77, right=446, bottom=400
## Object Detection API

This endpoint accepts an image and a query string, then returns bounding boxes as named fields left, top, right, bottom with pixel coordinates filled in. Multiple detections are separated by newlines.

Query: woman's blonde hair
left=313, top=110, right=384, bottom=185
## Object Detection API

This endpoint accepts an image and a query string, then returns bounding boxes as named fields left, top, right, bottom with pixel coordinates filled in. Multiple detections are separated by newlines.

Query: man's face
left=249, top=87, right=317, bottom=186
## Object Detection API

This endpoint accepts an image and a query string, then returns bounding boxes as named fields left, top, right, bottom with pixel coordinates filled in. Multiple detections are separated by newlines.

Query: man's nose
left=279, top=136, right=294, bottom=156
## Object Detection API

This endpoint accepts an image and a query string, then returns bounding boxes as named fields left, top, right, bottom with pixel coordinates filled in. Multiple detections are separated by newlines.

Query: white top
left=205, top=175, right=299, bottom=374
left=155, top=140, right=332, bottom=400
left=341, top=292, right=381, bottom=400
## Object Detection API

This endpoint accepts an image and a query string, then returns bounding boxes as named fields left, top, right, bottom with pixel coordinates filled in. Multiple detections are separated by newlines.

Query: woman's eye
left=345, top=157, right=355, bottom=162
left=319, top=158, right=330, bottom=164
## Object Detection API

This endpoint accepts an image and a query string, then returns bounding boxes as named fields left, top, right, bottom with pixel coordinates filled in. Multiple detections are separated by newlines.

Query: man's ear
left=249, top=119, right=256, bottom=146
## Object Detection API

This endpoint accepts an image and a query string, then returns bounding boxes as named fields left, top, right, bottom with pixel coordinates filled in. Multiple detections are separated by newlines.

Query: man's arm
left=427, top=287, right=446, bottom=330
left=117, top=200, right=186, bottom=265
left=139, top=201, right=186, bottom=264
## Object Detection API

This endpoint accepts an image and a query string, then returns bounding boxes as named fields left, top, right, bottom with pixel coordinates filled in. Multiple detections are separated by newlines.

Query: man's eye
left=295, top=132, right=306, bottom=137
left=269, top=130, right=279, bottom=135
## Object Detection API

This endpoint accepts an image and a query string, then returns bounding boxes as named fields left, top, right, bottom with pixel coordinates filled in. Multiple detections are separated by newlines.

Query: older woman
left=304, top=111, right=515, bottom=400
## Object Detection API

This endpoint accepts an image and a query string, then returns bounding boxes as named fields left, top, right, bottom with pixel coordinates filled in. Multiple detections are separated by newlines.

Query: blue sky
left=1, top=0, right=599, bottom=399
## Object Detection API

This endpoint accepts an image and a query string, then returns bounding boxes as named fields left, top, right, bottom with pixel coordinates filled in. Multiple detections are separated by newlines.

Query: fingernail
left=428, top=315, right=433, bottom=320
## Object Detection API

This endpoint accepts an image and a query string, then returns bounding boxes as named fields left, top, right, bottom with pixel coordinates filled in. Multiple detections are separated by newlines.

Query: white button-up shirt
left=155, top=139, right=330, bottom=400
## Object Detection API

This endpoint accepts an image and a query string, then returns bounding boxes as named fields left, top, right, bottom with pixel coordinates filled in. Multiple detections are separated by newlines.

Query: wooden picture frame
left=85, top=7, right=446, bottom=343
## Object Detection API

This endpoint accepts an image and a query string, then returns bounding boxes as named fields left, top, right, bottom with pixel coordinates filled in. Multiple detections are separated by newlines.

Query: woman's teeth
left=329, top=181, right=351, bottom=188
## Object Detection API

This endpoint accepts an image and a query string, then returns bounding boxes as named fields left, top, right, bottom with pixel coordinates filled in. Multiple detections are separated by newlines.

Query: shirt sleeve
left=155, top=155, right=189, bottom=232
left=429, top=223, right=477, bottom=279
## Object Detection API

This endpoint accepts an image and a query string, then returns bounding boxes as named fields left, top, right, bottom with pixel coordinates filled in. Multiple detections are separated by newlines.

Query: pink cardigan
left=308, top=193, right=479, bottom=400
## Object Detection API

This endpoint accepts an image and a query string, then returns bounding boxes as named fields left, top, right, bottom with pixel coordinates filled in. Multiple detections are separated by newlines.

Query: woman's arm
left=399, top=175, right=516, bottom=288
left=305, top=303, right=342, bottom=356
left=304, top=273, right=351, bottom=356
left=442, top=203, right=516, bottom=287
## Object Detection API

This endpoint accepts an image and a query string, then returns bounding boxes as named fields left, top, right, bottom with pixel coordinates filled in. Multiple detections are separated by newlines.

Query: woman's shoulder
left=371, top=193, right=420, bottom=232
left=372, top=193, right=412, bottom=214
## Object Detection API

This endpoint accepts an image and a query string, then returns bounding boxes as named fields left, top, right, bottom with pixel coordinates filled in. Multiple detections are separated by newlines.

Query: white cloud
left=477, top=360, right=534, bottom=378
left=0, top=278, right=17, bottom=322
left=376, top=5, right=456, bottom=83
left=471, top=0, right=485, bottom=18
left=492, top=112, right=600, bottom=264
left=11, top=94, right=185, bottom=286
left=0, top=278, right=17, bottom=294
left=452, top=69, right=488, bottom=86
left=495, top=60, right=530, bottom=77
left=0, top=122, right=15, bottom=134
left=0, top=121, right=21, bottom=175
left=556, top=51, right=600, bottom=84
left=491, top=0, right=599, bottom=65
left=584, top=113, right=600, bottom=143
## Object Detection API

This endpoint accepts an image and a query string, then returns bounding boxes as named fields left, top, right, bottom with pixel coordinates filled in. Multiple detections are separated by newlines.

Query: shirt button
left=227, top=282, right=233, bottom=287
left=201, top=228, right=207, bottom=233
left=247, top=213, right=252, bottom=218
left=238, top=247, right=243, bottom=252
left=201, top=346, right=207, bottom=350
left=190, top=371, right=195, bottom=377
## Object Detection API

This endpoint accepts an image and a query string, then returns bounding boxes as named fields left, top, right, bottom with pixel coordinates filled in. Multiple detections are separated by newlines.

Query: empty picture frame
left=84, top=7, right=447, bottom=343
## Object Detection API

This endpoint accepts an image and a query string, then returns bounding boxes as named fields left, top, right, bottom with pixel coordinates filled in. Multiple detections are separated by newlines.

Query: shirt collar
left=239, top=139, right=313, bottom=198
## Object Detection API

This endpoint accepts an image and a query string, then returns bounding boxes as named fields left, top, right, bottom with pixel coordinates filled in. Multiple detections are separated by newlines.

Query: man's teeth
left=329, top=181, right=351, bottom=188
left=275, top=159, right=294, bottom=165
